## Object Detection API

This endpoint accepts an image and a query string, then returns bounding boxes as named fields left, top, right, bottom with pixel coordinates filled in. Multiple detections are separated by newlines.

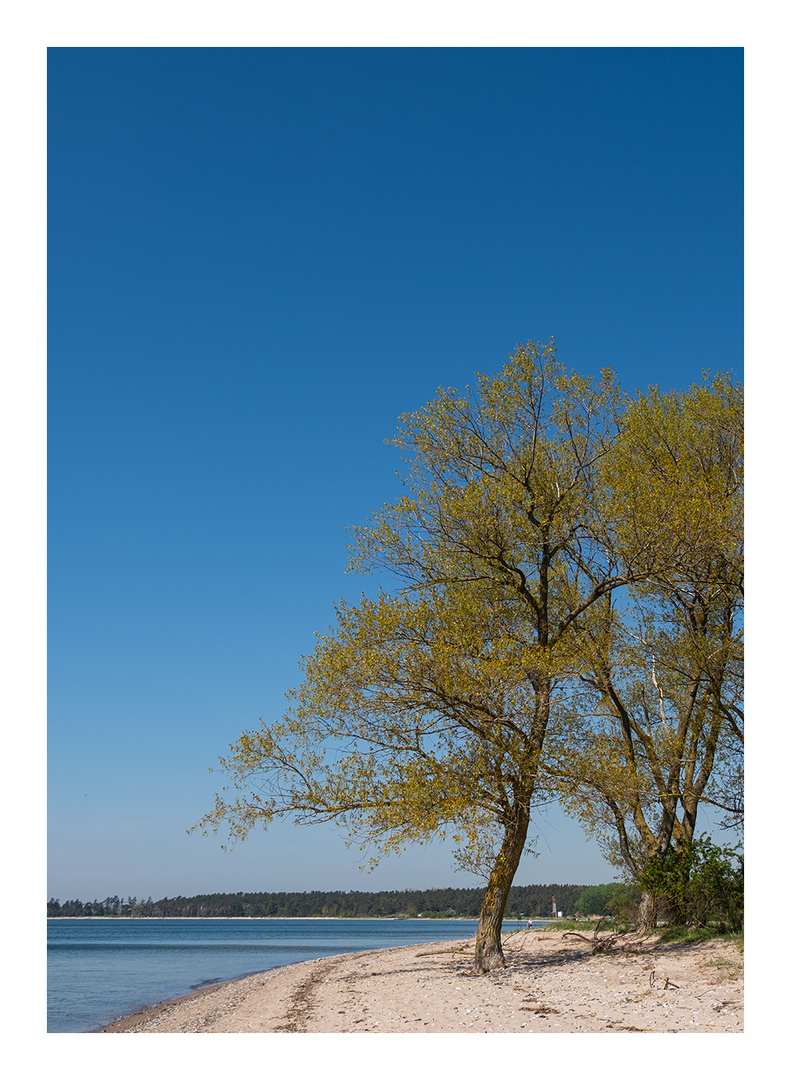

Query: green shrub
left=641, top=836, right=743, bottom=931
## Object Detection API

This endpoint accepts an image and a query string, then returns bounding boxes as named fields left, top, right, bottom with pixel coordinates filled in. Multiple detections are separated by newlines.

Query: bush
left=604, top=883, right=644, bottom=926
left=640, top=836, right=743, bottom=931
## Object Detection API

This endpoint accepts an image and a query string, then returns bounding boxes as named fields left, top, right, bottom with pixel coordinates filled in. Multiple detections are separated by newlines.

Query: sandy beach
left=100, top=927, right=743, bottom=1034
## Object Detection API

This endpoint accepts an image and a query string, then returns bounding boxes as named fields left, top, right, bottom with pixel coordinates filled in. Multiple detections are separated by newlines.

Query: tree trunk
left=474, top=808, right=530, bottom=973
left=637, top=889, right=658, bottom=932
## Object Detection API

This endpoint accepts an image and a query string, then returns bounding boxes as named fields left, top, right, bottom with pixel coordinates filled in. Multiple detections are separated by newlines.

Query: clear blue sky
left=47, top=47, right=743, bottom=903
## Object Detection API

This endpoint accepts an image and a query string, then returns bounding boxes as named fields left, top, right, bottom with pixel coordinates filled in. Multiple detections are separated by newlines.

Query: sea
left=47, top=917, right=540, bottom=1033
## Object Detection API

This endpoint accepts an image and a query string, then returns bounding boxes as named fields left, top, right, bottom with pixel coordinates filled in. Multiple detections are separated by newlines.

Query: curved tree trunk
left=474, top=806, right=531, bottom=973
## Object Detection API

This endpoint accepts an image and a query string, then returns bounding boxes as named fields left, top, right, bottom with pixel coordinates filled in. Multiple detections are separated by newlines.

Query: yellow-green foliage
left=558, top=374, right=743, bottom=878
left=195, top=346, right=742, bottom=946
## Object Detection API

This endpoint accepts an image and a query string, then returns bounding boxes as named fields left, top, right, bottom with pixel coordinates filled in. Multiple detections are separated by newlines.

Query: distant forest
left=47, top=884, right=595, bottom=919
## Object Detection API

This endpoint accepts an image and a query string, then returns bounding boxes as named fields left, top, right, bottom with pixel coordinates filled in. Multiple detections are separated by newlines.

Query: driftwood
left=561, top=916, right=625, bottom=954
left=415, top=944, right=474, bottom=956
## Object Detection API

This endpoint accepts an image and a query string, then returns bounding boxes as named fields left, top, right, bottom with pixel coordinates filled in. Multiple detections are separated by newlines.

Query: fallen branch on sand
left=560, top=917, right=628, bottom=955
left=415, top=943, right=474, bottom=957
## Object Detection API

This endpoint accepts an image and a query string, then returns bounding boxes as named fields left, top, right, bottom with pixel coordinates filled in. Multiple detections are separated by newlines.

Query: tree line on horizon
left=47, top=883, right=595, bottom=920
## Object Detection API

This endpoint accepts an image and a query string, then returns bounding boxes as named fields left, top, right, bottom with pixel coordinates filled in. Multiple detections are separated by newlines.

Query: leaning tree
left=197, top=342, right=658, bottom=971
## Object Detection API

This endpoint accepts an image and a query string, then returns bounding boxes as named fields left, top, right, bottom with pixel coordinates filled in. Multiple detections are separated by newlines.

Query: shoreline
left=48, top=915, right=487, bottom=921
left=99, top=929, right=743, bottom=1034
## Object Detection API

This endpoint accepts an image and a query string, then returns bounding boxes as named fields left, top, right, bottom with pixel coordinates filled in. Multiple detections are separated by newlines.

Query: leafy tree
left=196, top=350, right=742, bottom=964
left=557, top=375, right=743, bottom=928
left=574, top=882, right=622, bottom=916
left=197, top=343, right=639, bottom=972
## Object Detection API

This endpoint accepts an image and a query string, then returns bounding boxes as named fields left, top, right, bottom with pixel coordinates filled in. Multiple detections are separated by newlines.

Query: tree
left=197, top=343, right=639, bottom=972
left=556, top=375, right=743, bottom=928
left=574, top=883, right=622, bottom=916
left=197, top=350, right=742, bottom=963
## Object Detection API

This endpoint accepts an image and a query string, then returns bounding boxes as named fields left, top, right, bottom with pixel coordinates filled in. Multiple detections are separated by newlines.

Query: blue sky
left=47, top=47, right=743, bottom=903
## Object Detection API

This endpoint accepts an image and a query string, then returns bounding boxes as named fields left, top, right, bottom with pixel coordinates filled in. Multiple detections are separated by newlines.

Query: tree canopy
left=573, top=883, right=623, bottom=917
left=556, top=375, right=743, bottom=926
left=197, top=344, right=743, bottom=966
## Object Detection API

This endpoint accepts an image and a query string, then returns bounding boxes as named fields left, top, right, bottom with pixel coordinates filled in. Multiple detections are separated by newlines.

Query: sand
left=100, top=927, right=743, bottom=1034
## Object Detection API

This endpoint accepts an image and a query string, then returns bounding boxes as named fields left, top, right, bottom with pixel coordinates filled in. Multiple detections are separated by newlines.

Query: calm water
left=47, top=917, right=535, bottom=1033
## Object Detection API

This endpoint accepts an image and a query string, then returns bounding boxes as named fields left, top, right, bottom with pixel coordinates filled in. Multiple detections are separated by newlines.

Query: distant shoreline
left=47, top=914, right=486, bottom=921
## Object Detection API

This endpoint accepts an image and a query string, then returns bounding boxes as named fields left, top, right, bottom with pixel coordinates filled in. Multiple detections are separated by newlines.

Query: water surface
left=48, top=917, right=537, bottom=1032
